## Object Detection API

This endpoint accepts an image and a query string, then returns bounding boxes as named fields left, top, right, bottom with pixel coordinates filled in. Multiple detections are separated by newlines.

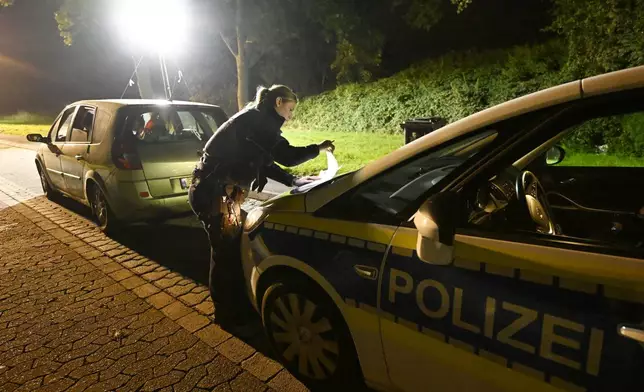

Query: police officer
left=189, top=84, right=335, bottom=335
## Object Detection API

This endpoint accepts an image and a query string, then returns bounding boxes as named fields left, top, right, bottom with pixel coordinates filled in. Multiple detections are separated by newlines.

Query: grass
left=0, top=124, right=49, bottom=136
left=281, top=130, right=644, bottom=176
left=3, top=120, right=641, bottom=174
left=0, top=111, right=54, bottom=125
left=559, top=152, right=644, bottom=167
left=0, top=112, right=52, bottom=137
left=281, top=128, right=404, bottom=176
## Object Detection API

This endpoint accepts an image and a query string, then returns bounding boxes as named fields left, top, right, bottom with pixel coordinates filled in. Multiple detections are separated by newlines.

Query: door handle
left=560, top=177, right=576, bottom=185
left=354, top=265, right=378, bottom=280
left=75, top=154, right=84, bottom=161
left=618, top=324, right=644, bottom=343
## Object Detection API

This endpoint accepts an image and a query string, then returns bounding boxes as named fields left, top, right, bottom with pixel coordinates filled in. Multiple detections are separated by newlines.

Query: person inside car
left=134, top=115, right=147, bottom=140
left=141, top=111, right=167, bottom=141
left=189, top=85, right=334, bottom=335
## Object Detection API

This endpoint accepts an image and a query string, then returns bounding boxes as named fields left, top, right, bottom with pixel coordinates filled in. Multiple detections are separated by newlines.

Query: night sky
left=0, top=0, right=135, bottom=116
left=0, top=0, right=551, bottom=116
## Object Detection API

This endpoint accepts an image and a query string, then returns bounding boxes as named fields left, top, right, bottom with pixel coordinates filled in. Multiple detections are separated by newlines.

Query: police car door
left=380, top=90, right=644, bottom=392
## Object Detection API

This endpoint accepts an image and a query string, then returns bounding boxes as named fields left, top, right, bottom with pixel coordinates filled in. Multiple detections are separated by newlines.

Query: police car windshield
left=354, top=130, right=497, bottom=218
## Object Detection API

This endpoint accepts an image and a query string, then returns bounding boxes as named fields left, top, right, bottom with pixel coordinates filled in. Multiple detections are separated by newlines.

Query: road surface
left=0, top=137, right=311, bottom=391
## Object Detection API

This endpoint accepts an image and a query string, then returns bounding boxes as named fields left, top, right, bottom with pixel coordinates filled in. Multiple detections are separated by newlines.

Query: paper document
left=293, top=151, right=339, bottom=193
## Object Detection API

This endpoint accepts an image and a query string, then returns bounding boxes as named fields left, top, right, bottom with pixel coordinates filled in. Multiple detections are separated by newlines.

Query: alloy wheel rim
left=94, top=190, right=107, bottom=225
left=39, top=171, right=48, bottom=194
left=269, top=293, right=339, bottom=380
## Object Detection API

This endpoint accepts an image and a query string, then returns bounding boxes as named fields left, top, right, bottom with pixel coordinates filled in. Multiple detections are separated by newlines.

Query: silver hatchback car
left=27, top=99, right=228, bottom=231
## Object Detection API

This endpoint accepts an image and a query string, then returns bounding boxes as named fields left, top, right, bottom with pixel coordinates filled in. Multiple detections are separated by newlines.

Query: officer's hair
left=251, top=85, right=298, bottom=112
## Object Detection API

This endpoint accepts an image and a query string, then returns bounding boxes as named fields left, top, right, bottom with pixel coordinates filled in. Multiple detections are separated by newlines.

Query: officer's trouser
left=189, top=173, right=254, bottom=325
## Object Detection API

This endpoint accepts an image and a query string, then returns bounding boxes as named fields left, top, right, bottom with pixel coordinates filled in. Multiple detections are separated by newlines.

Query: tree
left=52, top=0, right=473, bottom=109
left=213, top=0, right=298, bottom=109
left=200, top=0, right=474, bottom=108
left=549, top=0, right=644, bottom=77
left=0, top=0, right=14, bottom=7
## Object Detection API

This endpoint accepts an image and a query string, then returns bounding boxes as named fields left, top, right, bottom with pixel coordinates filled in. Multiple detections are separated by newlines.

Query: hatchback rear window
left=124, top=107, right=223, bottom=143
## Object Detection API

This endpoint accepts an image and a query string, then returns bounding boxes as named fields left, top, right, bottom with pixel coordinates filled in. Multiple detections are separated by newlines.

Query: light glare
left=113, top=0, right=188, bottom=55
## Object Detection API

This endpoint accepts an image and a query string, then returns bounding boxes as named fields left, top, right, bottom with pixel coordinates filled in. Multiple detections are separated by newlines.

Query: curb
left=0, top=135, right=39, bottom=151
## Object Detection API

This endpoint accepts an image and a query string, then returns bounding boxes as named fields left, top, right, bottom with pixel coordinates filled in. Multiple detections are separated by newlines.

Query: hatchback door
left=125, top=106, right=227, bottom=198
left=60, top=105, right=95, bottom=199
left=43, top=106, right=77, bottom=191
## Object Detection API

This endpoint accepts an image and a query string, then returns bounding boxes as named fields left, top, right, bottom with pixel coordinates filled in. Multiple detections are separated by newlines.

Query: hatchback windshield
left=125, top=107, right=222, bottom=143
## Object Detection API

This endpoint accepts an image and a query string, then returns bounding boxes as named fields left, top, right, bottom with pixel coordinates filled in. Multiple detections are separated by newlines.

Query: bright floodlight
left=113, top=0, right=188, bottom=55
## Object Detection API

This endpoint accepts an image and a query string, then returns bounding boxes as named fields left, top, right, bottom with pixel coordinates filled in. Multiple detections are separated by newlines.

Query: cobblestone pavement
left=0, top=177, right=308, bottom=391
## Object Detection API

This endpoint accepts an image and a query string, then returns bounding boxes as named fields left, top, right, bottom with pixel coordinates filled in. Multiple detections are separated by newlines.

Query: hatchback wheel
left=90, top=185, right=116, bottom=233
left=261, top=279, right=362, bottom=390
left=37, top=165, right=58, bottom=201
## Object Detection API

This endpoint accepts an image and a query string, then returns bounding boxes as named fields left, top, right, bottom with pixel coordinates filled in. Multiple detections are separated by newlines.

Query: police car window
left=552, top=112, right=644, bottom=168
left=322, top=130, right=497, bottom=224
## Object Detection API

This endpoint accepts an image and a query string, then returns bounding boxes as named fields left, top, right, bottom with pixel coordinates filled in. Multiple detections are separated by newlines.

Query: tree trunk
left=236, top=35, right=248, bottom=110
left=235, top=0, right=248, bottom=110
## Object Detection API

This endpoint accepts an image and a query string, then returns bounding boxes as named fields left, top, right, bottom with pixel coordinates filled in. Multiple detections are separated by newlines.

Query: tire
left=260, top=278, right=363, bottom=390
left=89, top=184, right=117, bottom=233
left=37, top=164, right=59, bottom=201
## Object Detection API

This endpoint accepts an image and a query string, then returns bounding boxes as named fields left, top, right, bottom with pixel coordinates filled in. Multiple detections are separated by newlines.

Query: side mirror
left=26, top=134, right=48, bottom=143
left=413, top=191, right=458, bottom=265
left=545, top=145, right=565, bottom=165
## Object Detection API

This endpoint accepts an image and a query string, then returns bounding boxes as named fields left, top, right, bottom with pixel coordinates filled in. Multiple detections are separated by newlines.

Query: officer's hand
left=293, top=176, right=320, bottom=187
left=318, top=140, right=335, bottom=153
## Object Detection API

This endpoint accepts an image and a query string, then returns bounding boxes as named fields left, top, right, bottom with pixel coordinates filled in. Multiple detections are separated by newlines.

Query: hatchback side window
left=55, top=107, right=76, bottom=143
left=47, top=115, right=63, bottom=140
left=70, top=106, right=95, bottom=143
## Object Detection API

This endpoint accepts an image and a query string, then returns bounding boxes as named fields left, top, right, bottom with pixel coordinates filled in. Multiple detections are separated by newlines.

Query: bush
left=560, top=113, right=644, bottom=158
left=289, top=41, right=568, bottom=134
left=614, top=113, right=644, bottom=157
left=562, top=117, right=622, bottom=153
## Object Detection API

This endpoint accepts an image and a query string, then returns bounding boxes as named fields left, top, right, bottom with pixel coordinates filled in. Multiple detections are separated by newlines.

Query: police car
left=241, top=66, right=644, bottom=391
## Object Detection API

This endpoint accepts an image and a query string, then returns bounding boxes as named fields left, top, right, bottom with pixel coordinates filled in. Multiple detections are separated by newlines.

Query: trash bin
left=401, top=117, right=447, bottom=144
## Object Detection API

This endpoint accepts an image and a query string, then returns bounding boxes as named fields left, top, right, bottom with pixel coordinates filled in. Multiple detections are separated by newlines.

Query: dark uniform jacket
left=197, top=106, right=319, bottom=191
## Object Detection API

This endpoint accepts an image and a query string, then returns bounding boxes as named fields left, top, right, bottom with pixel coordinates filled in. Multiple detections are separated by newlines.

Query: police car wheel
left=261, top=280, right=362, bottom=388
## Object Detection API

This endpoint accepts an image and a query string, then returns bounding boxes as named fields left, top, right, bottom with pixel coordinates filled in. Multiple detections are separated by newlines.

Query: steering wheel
left=515, top=171, right=560, bottom=235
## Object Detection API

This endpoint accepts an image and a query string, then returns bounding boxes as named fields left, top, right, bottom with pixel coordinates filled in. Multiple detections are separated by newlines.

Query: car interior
left=316, top=95, right=644, bottom=258
left=326, top=130, right=500, bottom=224
left=465, top=115, right=644, bottom=254
left=130, top=108, right=219, bottom=143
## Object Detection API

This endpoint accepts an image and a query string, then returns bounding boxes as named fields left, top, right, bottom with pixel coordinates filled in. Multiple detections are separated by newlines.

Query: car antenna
left=121, top=56, right=144, bottom=99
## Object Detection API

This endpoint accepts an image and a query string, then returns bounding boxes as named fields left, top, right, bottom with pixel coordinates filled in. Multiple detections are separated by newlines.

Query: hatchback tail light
left=112, top=133, right=142, bottom=170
